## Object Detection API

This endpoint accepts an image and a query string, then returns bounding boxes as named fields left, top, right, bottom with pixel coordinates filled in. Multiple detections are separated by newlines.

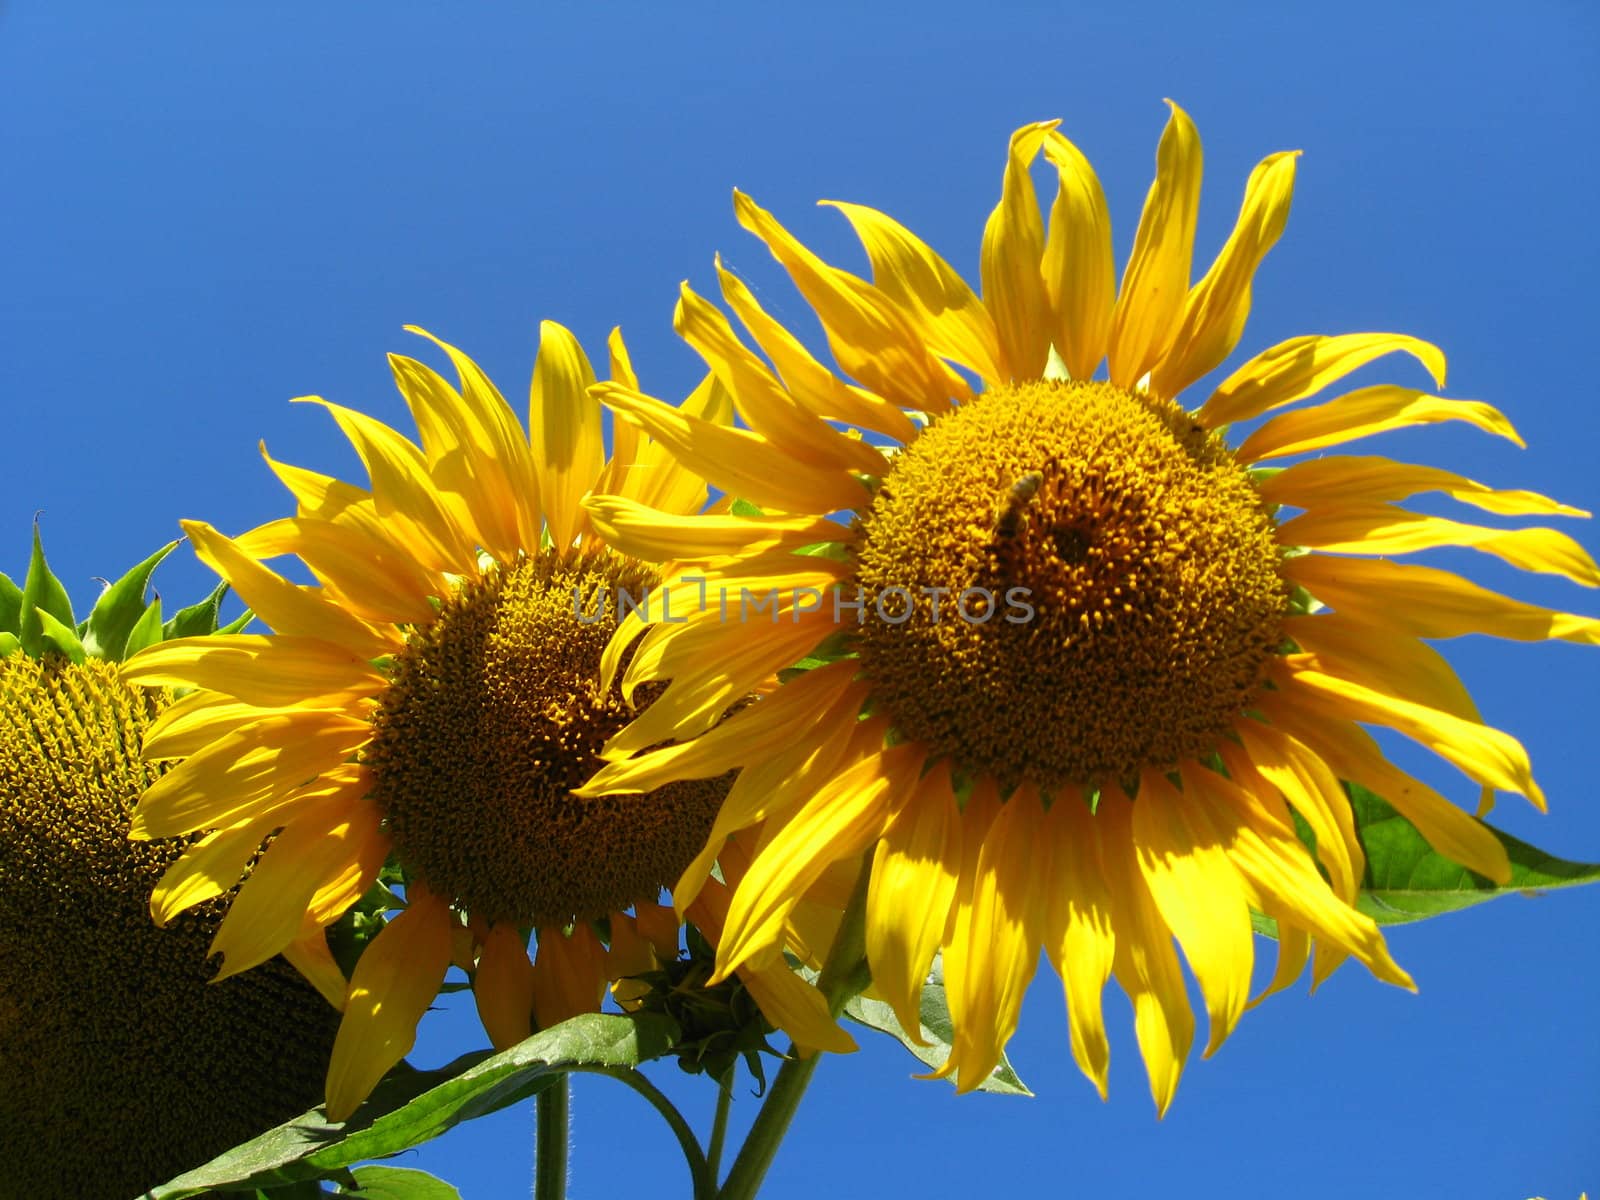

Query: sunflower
left=0, top=531, right=339, bottom=1199
left=122, top=323, right=853, bottom=1122
left=576, top=103, right=1600, bottom=1112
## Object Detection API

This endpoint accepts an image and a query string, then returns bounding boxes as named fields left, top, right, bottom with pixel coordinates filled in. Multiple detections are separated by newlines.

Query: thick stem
left=716, top=861, right=873, bottom=1200
left=533, top=1078, right=569, bottom=1200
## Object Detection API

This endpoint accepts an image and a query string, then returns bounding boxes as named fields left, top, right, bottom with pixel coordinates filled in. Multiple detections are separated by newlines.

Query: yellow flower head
left=0, top=535, right=338, bottom=1198
left=124, top=324, right=851, bottom=1122
left=579, top=103, right=1599, bottom=1113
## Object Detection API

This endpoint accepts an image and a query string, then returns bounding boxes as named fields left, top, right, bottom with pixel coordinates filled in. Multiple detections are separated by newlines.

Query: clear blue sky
left=3, top=3, right=1596, bottom=1196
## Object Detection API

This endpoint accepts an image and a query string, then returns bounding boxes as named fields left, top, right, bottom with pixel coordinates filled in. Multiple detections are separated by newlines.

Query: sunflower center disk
left=367, top=552, right=725, bottom=928
left=852, top=380, right=1289, bottom=791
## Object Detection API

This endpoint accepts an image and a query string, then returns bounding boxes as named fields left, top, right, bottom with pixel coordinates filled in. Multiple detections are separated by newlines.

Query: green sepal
left=0, top=631, right=21, bottom=658
left=163, top=580, right=231, bottom=640
left=218, top=607, right=255, bottom=635
left=0, top=570, right=21, bottom=636
left=19, top=522, right=74, bottom=658
left=143, top=1013, right=680, bottom=1197
left=837, top=956, right=1030, bottom=1096
left=33, top=606, right=86, bottom=663
left=83, top=539, right=179, bottom=660
left=730, top=497, right=764, bottom=517
left=123, top=597, right=167, bottom=659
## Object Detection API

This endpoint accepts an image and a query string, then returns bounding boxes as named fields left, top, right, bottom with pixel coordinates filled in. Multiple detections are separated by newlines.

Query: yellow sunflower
left=577, top=102, right=1600, bottom=1112
left=1, top=533, right=339, bottom=1199
left=122, top=322, right=851, bottom=1122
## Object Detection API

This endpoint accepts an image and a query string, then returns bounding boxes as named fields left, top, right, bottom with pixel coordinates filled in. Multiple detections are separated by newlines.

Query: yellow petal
left=1280, top=660, right=1544, bottom=808
left=944, top=784, right=1048, bottom=1093
left=1108, top=102, right=1202, bottom=390
left=183, top=521, right=396, bottom=656
left=130, top=710, right=370, bottom=838
left=621, top=371, right=729, bottom=516
left=673, top=706, right=867, bottom=914
left=295, top=394, right=478, bottom=574
left=583, top=494, right=845, bottom=566
left=531, top=923, right=608, bottom=1027
left=474, top=924, right=537, bottom=1051
left=590, top=328, right=642, bottom=502
left=1184, top=763, right=1413, bottom=989
left=1258, top=455, right=1581, bottom=519
left=715, top=745, right=918, bottom=980
left=1231, top=721, right=1361, bottom=903
left=1287, top=553, right=1600, bottom=644
left=1041, top=130, right=1115, bottom=382
left=1238, top=386, right=1522, bottom=462
left=1287, top=612, right=1481, bottom=723
left=1040, top=793, right=1116, bottom=1098
left=688, top=876, right=856, bottom=1053
left=403, top=327, right=544, bottom=560
left=283, top=920, right=349, bottom=1012
left=824, top=202, right=1003, bottom=382
left=150, top=766, right=370, bottom=923
left=1259, top=694, right=1512, bottom=882
left=738, top=960, right=859, bottom=1055
left=529, top=320, right=602, bottom=551
left=1279, top=505, right=1600, bottom=588
left=1253, top=920, right=1311, bottom=1005
left=980, top=122, right=1057, bottom=382
left=209, top=794, right=384, bottom=979
left=240, top=515, right=440, bottom=625
left=325, top=889, right=454, bottom=1122
left=124, top=634, right=385, bottom=710
left=1096, top=793, right=1193, bottom=1117
left=1150, top=150, right=1299, bottom=398
left=676, top=282, right=884, bottom=474
left=149, top=811, right=280, bottom=926
left=1133, top=771, right=1253, bottom=1057
left=595, top=381, right=866, bottom=515
left=715, top=263, right=918, bottom=442
left=260, top=446, right=371, bottom=519
left=1199, top=333, right=1447, bottom=429
left=734, top=190, right=968, bottom=412
left=142, top=691, right=293, bottom=761
left=865, top=761, right=962, bottom=1042
left=579, top=660, right=863, bottom=797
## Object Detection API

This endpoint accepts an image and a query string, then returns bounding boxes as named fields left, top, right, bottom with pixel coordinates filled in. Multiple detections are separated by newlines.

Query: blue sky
left=3, top=3, right=1596, bottom=1196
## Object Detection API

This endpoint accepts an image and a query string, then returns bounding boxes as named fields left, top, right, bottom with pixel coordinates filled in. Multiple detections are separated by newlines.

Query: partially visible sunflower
left=123, top=323, right=852, bottom=1122
left=577, top=103, right=1599, bottom=1111
left=0, top=529, right=340, bottom=1199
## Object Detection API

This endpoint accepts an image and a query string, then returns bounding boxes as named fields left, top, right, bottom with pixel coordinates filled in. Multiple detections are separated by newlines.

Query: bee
left=993, top=471, right=1044, bottom=540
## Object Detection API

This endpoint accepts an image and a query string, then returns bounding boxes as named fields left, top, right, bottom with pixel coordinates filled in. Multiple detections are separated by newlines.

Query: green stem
left=716, top=861, right=873, bottom=1200
left=706, top=1078, right=734, bottom=1185
left=575, top=1065, right=715, bottom=1200
left=534, top=1078, right=569, bottom=1200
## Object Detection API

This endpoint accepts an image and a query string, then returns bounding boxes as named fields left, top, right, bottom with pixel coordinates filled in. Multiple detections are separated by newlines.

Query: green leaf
left=0, top=571, right=22, bottom=636
left=145, top=1013, right=679, bottom=1197
left=335, top=1166, right=462, bottom=1198
left=1348, top=782, right=1600, bottom=925
left=730, top=497, right=764, bottom=517
left=33, top=607, right=85, bottom=663
left=218, top=606, right=256, bottom=635
left=19, top=522, right=74, bottom=657
left=163, top=580, right=229, bottom=640
left=842, top=956, right=1030, bottom=1096
left=82, top=540, right=178, bottom=660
